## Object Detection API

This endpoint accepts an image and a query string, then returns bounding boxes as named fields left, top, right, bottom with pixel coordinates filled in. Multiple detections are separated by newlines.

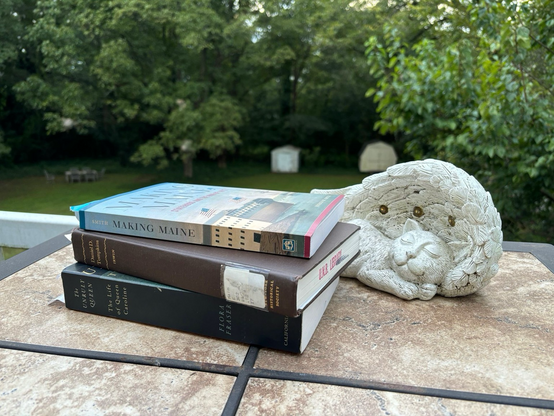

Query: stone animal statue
left=312, top=159, right=503, bottom=300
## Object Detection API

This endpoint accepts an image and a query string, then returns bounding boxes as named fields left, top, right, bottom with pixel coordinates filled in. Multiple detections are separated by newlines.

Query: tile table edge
left=1, top=235, right=554, bottom=415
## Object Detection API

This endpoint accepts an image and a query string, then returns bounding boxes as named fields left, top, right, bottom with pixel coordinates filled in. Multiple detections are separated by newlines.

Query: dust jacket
left=61, top=263, right=340, bottom=354
left=70, top=183, right=345, bottom=258
left=71, top=222, right=360, bottom=317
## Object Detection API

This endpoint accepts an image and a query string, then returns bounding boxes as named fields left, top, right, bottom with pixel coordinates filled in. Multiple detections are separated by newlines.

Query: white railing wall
left=0, top=211, right=78, bottom=250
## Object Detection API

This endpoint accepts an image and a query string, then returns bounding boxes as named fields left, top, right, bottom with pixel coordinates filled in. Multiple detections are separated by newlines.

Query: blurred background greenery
left=0, top=159, right=366, bottom=215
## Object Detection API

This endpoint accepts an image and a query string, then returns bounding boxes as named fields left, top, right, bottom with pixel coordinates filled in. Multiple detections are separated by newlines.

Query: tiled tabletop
left=1, top=235, right=553, bottom=415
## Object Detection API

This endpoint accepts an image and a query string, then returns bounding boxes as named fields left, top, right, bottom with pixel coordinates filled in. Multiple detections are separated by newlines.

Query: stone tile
left=0, top=245, right=249, bottom=366
left=237, top=378, right=552, bottom=416
left=0, top=347, right=234, bottom=415
left=255, top=252, right=554, bottom=400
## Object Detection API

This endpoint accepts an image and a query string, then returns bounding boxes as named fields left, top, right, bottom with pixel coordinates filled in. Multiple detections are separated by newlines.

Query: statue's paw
left=396, top=281, right=420, bottom=300
left=418, top=283, right=437, bottom=300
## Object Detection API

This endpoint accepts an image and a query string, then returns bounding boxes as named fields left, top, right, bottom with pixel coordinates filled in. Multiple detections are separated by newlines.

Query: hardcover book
left=70, top=183, right=345, bottom=258
left=61, top=263, right=340, bottom=354
left=71, top=222, right=360, bottom=317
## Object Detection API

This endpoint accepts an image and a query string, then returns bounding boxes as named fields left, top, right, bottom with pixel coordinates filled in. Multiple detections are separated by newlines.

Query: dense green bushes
left=366, top=0, right=554, bottom=242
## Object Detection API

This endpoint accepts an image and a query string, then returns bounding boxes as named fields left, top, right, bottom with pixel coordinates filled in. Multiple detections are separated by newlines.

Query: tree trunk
left=182, top=154, right=194, bottom=177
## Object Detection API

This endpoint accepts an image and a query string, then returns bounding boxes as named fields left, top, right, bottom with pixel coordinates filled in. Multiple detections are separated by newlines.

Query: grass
left=1, top=247, right=26, bottom=260
left=0, top=158, right=367, bottom=215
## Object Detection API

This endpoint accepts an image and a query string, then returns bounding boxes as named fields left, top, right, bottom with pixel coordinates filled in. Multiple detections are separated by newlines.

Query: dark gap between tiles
left=0, top=339, right=241, bottom=376
left=3, top=339, right=553, bottom=413
left=221, top=346, right=260, bottom=416
left=248, top=367, right=554, bottom=411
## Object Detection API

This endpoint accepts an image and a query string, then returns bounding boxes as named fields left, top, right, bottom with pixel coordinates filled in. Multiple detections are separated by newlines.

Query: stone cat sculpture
left=312, top=159, right=503, bottom=300
left=344, top=218, right=453, bottom=300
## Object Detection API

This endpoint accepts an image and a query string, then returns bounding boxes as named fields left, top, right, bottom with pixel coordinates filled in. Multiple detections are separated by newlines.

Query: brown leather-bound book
left=71, top=222, right=360, bottom=317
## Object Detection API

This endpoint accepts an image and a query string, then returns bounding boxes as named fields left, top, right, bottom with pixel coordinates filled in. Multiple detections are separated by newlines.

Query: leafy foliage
left=6, top=0, right=376, bottom=169
left=2, top=0, right=554, bottom=241
left=366, top=0, right=554, bottom=241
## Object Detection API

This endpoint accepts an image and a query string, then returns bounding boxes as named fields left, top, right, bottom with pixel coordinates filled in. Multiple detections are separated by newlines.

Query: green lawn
left=0, top=159, right=366, bottom=216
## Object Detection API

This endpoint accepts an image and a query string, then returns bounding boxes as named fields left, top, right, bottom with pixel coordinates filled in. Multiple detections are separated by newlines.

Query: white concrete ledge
left=0, top=211, right=78, bottom=249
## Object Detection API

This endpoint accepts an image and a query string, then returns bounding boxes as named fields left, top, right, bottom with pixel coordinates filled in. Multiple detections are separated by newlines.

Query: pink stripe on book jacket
left=303, top=194, right=344, bottom=258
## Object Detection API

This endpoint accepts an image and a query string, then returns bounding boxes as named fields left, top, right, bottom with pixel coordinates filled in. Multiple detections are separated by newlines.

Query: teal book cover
left=71, top=183, right=344, bottom=258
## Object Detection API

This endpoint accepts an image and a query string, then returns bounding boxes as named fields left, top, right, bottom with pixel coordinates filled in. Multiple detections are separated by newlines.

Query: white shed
left=358, top=140, right=397, bottom=173
left=271, top=145, right=301, bottom=173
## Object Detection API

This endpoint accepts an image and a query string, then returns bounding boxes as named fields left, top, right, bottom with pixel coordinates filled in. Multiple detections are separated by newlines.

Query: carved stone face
left=390, top=219, right=453, bottom=286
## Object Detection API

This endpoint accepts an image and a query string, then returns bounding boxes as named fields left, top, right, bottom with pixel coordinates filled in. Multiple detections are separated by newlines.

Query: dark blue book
left=61, top=263, right=339, bottom=354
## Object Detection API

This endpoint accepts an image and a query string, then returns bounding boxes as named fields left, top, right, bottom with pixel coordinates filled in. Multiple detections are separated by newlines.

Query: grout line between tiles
left=221, top=346, right=260, bottom=416
left=2, top=339, right=554, bottom=412
left=0, top=339, right=241, bottom=376
left=250, top=367, right=554, bottom=410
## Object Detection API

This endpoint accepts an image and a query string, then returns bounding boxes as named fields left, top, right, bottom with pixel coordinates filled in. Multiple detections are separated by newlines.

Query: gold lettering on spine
left=106, top=284, right=113, bottom=312
left=94, top=239, right=102, bottom=265
left=283, top=317, right=289, bottom=346
left=219, top=305, right=225, bottom=333
left=103, top=238, right=110, bottom=269
left=87, top=239, right=95, bottom=263
left=225, top=304, right=231, bottom=335
left=112, top=284, right=129, bottom=316
left=218, top=305, right=232, bottom=335
left=269, top=280, right=274, bottom=310
left=122, top=286, right=129, bottom=315
left=80, top=234, right=87, bottom=262
left=77, top=274, right=96, bottom=309
left=80, top=279, right=87, bottom=309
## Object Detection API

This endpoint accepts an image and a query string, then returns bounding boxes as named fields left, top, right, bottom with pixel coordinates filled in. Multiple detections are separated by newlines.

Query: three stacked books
left=62, top=183, right=360, bottom=353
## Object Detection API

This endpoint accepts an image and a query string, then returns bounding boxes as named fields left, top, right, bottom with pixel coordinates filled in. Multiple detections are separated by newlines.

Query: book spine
left=61, top=264, right=303, bottom=353
left=78, top=212, right=205, bottom=246
left=79, top=211, right=312, bottom=259
left=71, top=229, right=300, bottom=316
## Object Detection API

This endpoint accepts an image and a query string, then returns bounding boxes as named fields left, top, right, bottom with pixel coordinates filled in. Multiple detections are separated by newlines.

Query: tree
left=14, top=0, right=249, bottom=167
left=0, top=1, right=19, bottom=160
left=240, top=0, right=376, bottom=162
left=366, top=0, right=554, bottom=241
left=10, top=0, right=381, bottom=170
left=0, top=0, right=40, bottom=162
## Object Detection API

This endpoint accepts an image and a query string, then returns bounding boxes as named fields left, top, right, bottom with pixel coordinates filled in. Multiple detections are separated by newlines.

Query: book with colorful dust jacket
left=70, top=183, right=345, bottom=258
left=71, top=222, right=359, bottom=317
left=61, top=263, right=340, bottom=354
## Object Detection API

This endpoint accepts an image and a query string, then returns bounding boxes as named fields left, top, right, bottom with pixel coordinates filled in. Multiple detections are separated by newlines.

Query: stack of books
left=61, top=183, right=360, bottom=353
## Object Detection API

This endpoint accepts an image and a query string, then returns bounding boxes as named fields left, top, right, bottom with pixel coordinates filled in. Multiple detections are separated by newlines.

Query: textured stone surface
left=255, top=251, right=554, bottom=399
left=0, top=245, right=249, bottom=366
left=237, top=378, right=550, bottom=416
left=312, top=159, right=503, bottom=299
left=2, top=240, right=553, bottom=413
left=0, top=348, right=235, bottom=415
